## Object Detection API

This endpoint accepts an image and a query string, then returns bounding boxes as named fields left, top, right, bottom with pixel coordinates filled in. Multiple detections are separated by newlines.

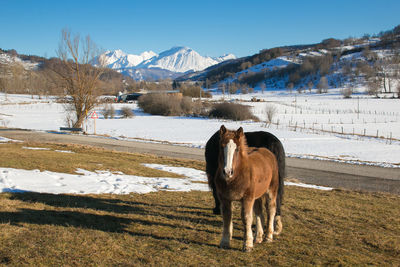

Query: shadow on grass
left=9, top=192, right=211, bottom=214
left=3, top=192, right=228, bottom=247
left=0, top=208, right=223, bottom=249
left=9, top=192, right=222, bottom=226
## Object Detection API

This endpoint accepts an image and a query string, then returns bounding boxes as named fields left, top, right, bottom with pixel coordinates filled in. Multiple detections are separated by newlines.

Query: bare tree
left=264, top=104, right=277, bottom=126
left=307, top=81, right=313, bottom=93
left=396, top=82, right=400, bottom=99
left=219, top=83, right=226, bottom=95
left=367, top=77, right=381, bottom=97
left=54, top=29, right=105, bottom=128
left=317, top=76, right=328, bottom=93
left=0, top=76, right=7, bottom=100
left=260, top=82, right=266, bottom=94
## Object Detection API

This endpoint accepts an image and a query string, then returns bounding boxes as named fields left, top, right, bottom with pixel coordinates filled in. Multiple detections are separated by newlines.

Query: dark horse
left=216, top=125, right=281, bottom=251
left=205, top=128, right=286, bottom=223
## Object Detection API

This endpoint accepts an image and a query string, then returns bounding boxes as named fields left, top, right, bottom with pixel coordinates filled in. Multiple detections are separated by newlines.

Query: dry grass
left=0, top=189, right=399, bottom=266
left=0, top=141, right=399, bottom=266
left=0, top=142, right=204, bottom=177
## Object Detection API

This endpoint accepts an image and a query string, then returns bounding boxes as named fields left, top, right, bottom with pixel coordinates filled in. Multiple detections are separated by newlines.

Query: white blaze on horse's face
left=223, top=139, right=237, bottom=178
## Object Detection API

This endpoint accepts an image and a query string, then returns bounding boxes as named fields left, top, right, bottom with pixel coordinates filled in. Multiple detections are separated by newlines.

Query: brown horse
left=215, top=125, right=280, bottom=252
left=205, top=129, right=285, bottom=222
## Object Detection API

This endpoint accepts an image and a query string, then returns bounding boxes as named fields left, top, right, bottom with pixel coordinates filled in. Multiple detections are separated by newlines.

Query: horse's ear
left=220, top=125, right=227, bottom=135
left=236, top=127, right=244, bottom=138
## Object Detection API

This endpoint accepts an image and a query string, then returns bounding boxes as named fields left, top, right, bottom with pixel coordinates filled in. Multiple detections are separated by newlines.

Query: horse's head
left=219, top=125, right=245, bottom=179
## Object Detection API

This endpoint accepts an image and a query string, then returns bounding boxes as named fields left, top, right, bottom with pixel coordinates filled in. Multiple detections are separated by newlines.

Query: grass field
left=0, top=142, right=399, bottom=266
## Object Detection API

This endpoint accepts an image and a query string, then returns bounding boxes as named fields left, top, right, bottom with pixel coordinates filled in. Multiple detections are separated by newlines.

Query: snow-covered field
left=1, top=92, right=399, bottom=168
left=0, top=91, right=397, bottom=195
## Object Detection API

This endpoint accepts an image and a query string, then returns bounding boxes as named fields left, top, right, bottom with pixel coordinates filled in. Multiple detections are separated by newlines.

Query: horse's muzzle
left=223, top=168, right=234, bottom=178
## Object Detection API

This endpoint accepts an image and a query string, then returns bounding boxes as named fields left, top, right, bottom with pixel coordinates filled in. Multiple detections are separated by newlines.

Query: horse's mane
left=238, top=132, right=249, bottom=154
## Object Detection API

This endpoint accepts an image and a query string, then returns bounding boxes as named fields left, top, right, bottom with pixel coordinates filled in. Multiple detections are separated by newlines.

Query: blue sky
left=1, top=0, right=399, bottom=58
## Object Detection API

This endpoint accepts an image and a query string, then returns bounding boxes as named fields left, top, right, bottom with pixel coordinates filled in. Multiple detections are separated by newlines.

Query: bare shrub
left=265, top=104, right=277, bottom=124
left=178, top=84, right=212, bottom=98
left=341, top=87, right=353, bottom=99
left=138, top=93, right=194, bottom=116
left=317, top=76, right=328, bottom=93
left=103, top=104, right=115, bottom=119
left=180, top=97, right=194, bottom=114
left=193, top=100, right=212, bottom=117
left=209, top=102, right=257, bottom=121
left=120, top=107, right=135, bottom=118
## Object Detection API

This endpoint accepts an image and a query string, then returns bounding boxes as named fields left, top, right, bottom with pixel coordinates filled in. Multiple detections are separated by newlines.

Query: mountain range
left=100, top=46, right=236, bottom=80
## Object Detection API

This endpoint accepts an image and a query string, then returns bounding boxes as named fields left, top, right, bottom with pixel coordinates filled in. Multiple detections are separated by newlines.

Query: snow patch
left=0, top=164, right=333, bottom=195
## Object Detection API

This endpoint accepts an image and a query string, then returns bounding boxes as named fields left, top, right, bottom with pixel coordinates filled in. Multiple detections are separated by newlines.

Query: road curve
left=1, top=129, right=399, bottom=195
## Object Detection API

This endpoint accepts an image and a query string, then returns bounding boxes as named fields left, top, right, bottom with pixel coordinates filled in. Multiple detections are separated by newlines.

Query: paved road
left=1, top=129, right=399, bottom=194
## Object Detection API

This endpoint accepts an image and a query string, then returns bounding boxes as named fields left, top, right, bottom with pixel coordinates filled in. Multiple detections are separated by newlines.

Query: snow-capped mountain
left=99, top=46, right=236, bottom=80
left=137, top=46, right=235, bottom=73
left=102, top=49, right=157, bottom=69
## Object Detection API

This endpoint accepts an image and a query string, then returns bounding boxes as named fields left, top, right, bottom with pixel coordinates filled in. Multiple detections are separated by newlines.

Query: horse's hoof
left=255, top=237, right=263, bottom=244
left=213, top=207, right=221, bottom=215
left=243, top=246, right=253, bottom=252
left=265, top=238, right=273, bottom=243
left=220, top=241, right=230, bottom=249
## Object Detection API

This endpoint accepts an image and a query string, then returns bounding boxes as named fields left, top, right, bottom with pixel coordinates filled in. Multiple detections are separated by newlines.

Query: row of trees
left=0, top=53, right=132, bottom=98
left=365, top=50, right=400, bottom=97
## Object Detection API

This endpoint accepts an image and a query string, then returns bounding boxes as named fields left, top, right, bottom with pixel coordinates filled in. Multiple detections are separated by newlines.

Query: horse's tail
left=276, top=149, right=285, bottom=217
left=205, top=131, right=219, bottom=190
left=274, top=143, right=285, bottom=235
left=205, top=131, right=222, bottom=215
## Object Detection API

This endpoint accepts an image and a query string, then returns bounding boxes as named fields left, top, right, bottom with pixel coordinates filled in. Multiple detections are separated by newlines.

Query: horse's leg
left=220, top=199, right=232, bottom=249
left=242, top=198, right=255, bottom=252
left=265, top=192, right=277, bottom=242
left=274, top=215, right=283, bottom=235
left=253, top=198, right=264, bottom=244
left=274, top=179, right=283, bottom=235
left=212, top=180, right=221, bottom=215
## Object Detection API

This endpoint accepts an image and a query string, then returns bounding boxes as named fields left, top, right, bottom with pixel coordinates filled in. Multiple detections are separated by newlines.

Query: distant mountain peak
left=98, top=46, right=236, bottom=80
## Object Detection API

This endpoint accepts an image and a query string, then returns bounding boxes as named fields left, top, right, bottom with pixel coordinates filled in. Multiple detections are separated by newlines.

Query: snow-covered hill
left=99, top=46, right=235, bottom=80
left=0, top=52, right=39, bottom=70
left=180, top=35, right=400, bottom=97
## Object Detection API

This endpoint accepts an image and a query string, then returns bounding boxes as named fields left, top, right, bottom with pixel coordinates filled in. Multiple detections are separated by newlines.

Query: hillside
left=178, top=25, right=400, bottom=97
left=0, top=50, right=135, bottom=96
